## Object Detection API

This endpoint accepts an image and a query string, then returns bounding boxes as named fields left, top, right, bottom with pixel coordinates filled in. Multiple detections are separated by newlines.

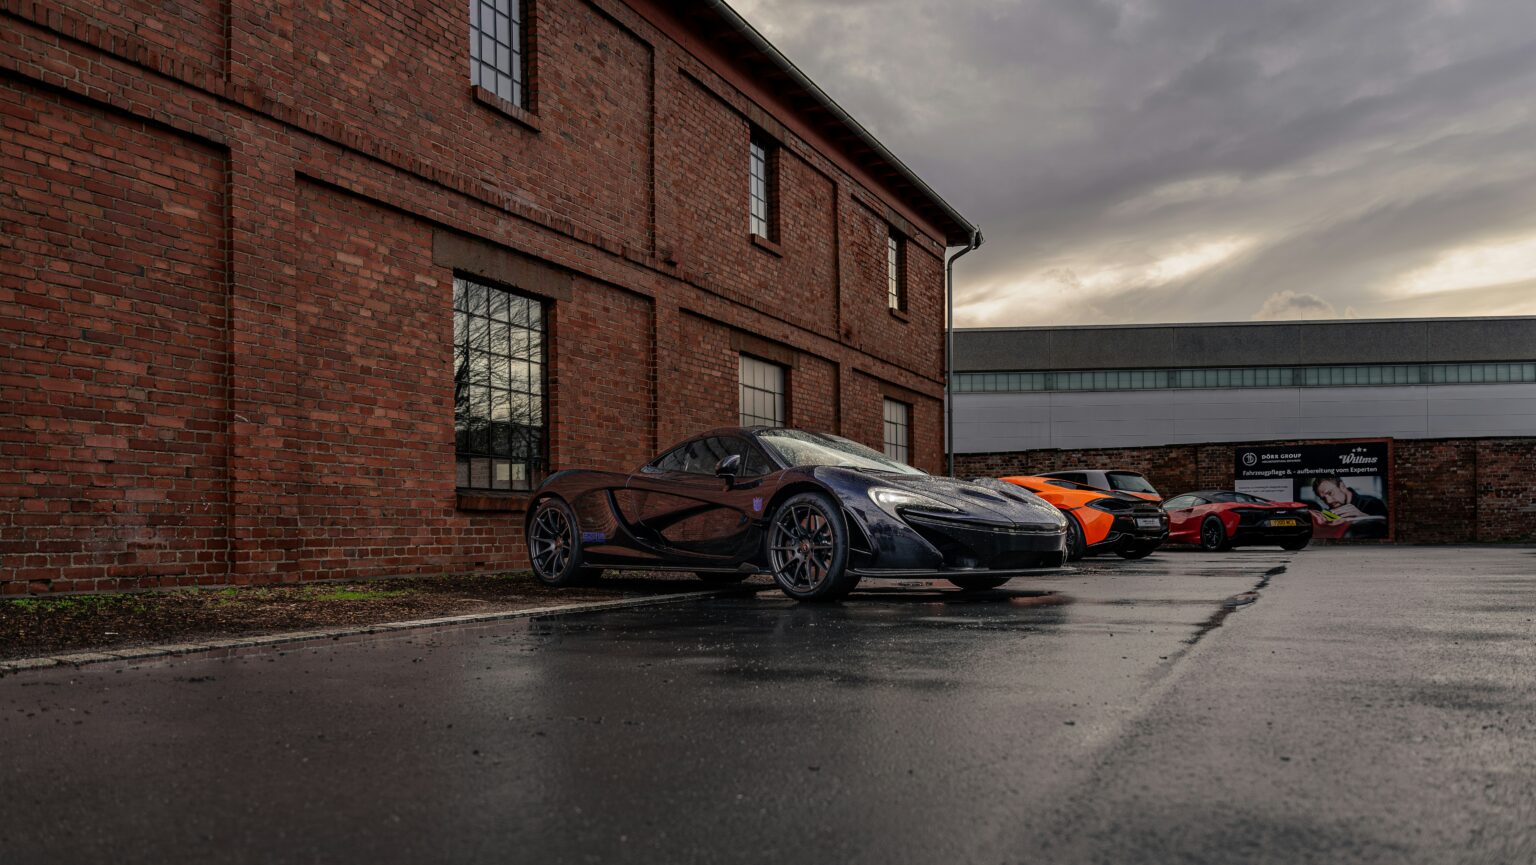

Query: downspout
left=945, top=228, right=983, bottom=477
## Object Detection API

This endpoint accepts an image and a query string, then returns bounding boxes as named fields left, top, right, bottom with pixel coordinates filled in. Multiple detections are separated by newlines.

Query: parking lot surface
left=3, top=546, right=1533, bottom=864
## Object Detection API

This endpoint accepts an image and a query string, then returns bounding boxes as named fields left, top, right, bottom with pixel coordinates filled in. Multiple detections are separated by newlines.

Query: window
left=470, top=0, right=526, bottom=107
left=453, top=276, right=545, bottom=491
left=882, top=398, right=910, bottom=464
left=739, top=355, right=785, bottom=427
left=951, top=361, right=1536, bottom=393
left=748, top=132, right=776, bottom=240
left=650, top=436, right=774, bottom=477
left=887, top=230, right=906, bottom=311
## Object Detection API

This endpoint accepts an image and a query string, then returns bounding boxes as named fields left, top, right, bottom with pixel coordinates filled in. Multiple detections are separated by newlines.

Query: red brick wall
left=0, top=79, right=230, bottom=593
left=0, top=0, right=959, bottom=592
left=955, top=438, right=1536, bottom=544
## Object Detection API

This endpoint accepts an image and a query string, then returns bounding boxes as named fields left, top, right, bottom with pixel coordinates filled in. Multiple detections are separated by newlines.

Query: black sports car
left=524, top=427, right=1068, bottom=600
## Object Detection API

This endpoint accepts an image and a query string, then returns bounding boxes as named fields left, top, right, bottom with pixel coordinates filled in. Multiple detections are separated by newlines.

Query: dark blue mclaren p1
left=524, top=427, right=1068, bottom=600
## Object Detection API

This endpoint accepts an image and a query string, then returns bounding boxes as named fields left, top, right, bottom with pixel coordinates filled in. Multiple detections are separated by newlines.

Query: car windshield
left=1209, top=491, right=1272, bottom=504
left=1107, top=472, right=1158, bottom=494
left=756, top=430, right=925, bottom=475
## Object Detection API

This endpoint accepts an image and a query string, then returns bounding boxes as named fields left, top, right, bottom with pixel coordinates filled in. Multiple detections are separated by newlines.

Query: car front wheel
left=527, top=497, right=601, bottom=586
left=766, top=492, right=857, bottom=601
left=1199, top=516, right=1232, bottom=552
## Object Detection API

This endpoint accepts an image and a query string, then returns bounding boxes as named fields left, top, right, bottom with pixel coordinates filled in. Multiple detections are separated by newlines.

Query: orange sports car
left=999, top=476, right=1168, bottom=561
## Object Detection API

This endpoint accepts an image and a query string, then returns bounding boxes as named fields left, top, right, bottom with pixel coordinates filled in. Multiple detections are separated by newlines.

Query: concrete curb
left=0, top=586, right=763, bottom=676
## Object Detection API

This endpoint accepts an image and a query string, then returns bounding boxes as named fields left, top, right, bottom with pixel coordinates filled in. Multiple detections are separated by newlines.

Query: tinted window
left=1162, top=495, right=1196, bottom=509
left=1045, top=471, right=1089, bottom=484
left=1208, top=491, right=1270, bottom=504
left=1107, top=472, right=1158, bottom=494
left=652, top=437, right=774, bottom=477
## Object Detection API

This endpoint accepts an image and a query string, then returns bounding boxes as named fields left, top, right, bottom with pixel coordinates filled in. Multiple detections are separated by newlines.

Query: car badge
left=752, top=497, right=764, bottom=513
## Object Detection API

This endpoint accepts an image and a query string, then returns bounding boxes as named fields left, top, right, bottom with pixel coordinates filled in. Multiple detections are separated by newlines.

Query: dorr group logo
left=1242, top=452, right=1259, bottom=467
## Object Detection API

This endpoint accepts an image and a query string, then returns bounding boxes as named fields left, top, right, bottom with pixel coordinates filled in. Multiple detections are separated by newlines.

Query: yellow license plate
left=1269, top=519, right=1299, bottom=527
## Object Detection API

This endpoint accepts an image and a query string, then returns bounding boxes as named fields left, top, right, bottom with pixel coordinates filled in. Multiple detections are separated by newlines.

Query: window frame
left=882, top=397, right=911, bottom=464
left=453, top=274, right=548, bottom=493
left=886, top=228, right=907, bottom=312
left=739, top=353, right=788, bottom=428
left=748, top=130, right=778, bottom=242
left=470, top=0, right=533, bottom=112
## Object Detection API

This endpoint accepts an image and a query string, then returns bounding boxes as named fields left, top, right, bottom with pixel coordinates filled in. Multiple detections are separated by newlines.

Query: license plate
left=1135, top=518, right=1161, bottom=529
left=1268, top=519, right=1299, bottom=527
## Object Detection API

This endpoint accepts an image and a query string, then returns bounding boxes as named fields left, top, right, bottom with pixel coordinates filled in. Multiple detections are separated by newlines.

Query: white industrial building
left=952, top=317, right=1536, bottom=453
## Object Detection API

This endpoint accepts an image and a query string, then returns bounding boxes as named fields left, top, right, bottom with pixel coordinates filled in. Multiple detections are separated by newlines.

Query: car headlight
left=869, top=487, right=960, bottom=517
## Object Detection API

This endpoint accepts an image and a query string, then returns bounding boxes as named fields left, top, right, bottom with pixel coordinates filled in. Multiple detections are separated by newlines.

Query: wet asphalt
left=2, top=546, right=1533, bottom=865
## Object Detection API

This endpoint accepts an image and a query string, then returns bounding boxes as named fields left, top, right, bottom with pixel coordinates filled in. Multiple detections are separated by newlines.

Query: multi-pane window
left=470, top=0, right=526, bottom=107
left=748, top=133, right=775, bottom=240
left=453, top=276, right=545, bottom=491
left=951, top=361, right=1536, bottom=393
left=883, top=399, right=910, bottom=464
left=739, top=355, right=786, bottom=427
left=887, top=230, right=906, bottom=311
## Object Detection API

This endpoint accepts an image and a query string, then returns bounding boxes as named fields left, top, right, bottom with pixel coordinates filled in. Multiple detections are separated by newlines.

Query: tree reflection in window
left=453, top=276, right=545, bottom=491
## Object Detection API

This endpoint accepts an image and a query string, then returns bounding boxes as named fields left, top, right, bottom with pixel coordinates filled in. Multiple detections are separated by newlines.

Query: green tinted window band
left=952, top=362, right=1536, bottom=393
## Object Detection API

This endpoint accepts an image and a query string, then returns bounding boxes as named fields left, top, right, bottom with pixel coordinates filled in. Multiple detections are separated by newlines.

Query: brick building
left=952, top=318, right=1536, bottom=543
left=0, top=0, right=978, bottom=594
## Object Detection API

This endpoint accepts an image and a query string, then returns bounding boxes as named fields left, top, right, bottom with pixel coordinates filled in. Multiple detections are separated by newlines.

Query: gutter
left=699, top=0, right=978, bottom=244
left=946, top=229, right=984, bottom=477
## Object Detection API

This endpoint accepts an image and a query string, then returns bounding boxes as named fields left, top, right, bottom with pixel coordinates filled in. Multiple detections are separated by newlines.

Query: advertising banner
left=1233, top=440, right=1392, bottom=540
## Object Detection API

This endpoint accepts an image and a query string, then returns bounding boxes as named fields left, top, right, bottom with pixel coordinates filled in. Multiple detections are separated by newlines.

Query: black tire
left=1064, top=512, right=1088, bottom=561
left=1199, top=516, right=1232, bottom=552
left=694, top=571, right=752, bottom=584
left=1115, top=543, right=1157, bottom=560
left=948, top=576, right=1011, bottom=591
left=1279, top=537, right=1311, bottom=551
left=765, top=492, right=858, bottom=601
left=527, top=497, right=601, bottom=586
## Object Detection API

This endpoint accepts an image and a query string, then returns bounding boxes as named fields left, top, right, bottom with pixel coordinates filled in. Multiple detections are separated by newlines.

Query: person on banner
left=1309, top=475, right=1388, bottom=539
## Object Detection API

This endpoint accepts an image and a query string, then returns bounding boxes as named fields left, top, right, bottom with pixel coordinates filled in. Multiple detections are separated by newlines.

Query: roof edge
left=701, top=0, right=978, bottom=246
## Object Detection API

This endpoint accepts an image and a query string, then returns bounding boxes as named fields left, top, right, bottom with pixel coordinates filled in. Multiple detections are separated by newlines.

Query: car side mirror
left=714, top=454, right=742, bottom=483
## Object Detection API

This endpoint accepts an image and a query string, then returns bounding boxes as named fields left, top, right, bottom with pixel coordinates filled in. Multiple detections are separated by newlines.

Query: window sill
left=750, top=233, right=783, bottom=258
left=471, top=85, right=541, bottom=133
left=889, top=307, right=910, bottom=323
left=456, top=491, right=533, bottom=513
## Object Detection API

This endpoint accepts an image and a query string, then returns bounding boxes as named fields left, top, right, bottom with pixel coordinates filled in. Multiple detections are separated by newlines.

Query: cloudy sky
left=731, top=0, right=1536, bottom=327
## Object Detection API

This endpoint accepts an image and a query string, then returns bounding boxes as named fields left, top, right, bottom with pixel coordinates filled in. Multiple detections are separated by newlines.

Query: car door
left=1162, top=495, right=1205, bottom=542
left=619, top=436, right=761, bottom=562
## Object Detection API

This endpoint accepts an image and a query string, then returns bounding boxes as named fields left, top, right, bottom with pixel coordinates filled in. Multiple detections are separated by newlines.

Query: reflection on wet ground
left=0, top=548, right=1298, bottom=864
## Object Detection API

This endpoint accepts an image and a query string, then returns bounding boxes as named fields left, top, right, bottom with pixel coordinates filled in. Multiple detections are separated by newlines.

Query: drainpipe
left=945, top=228, right=983, bottom=478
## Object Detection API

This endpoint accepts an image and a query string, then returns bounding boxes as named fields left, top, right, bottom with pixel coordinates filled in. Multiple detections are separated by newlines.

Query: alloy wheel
left=769, top=502, right=837, bottom=592
left=530, top=503, right=575, bottom=579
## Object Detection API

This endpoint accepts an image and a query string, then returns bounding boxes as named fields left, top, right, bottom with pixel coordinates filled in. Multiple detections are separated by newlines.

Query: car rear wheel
left=1279, top=537, right=1311, bottom=551
left=1064, top=513, right=1087, bottom=561
left=1115, top=543, right=1157, bottom=559
left=766, top=492, right=857, bottom=601
left=528, top=497, right=601, bottom=586
left=1199, top=516, right=1232, bottom=552
left=948, top=576, right=1011, bottom=591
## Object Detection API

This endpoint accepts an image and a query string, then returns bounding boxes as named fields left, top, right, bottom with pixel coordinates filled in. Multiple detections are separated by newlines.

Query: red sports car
left=1161, top=490, right=1312, bottom=551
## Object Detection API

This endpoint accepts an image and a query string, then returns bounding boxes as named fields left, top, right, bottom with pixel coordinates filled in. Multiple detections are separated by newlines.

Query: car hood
left=820, top=468, right=1065, bottom=527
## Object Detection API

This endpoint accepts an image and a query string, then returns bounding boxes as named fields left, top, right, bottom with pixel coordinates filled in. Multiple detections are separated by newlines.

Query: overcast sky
left=731, top=0, right=1536, bottom=327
